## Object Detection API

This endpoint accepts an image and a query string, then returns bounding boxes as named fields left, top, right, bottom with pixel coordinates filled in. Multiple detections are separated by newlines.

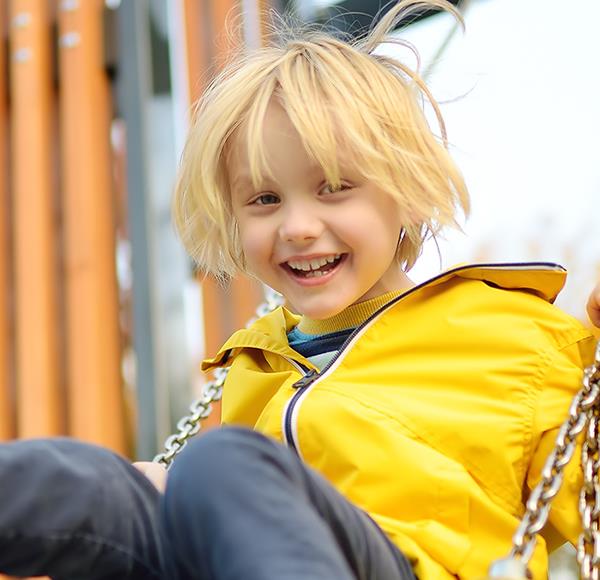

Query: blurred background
left=0, top=1, right=598, bottom=577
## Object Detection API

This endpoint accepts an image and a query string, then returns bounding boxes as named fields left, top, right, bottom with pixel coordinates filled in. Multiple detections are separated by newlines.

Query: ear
left=230, top=220, right=248, bottom=273
left=394, top=198, right=421, bottom=226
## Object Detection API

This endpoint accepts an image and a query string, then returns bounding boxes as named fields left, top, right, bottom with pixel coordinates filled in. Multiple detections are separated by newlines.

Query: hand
left=587, top=281, right=600, bottom=328
left=133, top=461, right=168, bottom=493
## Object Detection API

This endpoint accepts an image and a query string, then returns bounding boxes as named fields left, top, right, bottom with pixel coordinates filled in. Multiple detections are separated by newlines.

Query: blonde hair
left=173, top=0, right=470, bottom=279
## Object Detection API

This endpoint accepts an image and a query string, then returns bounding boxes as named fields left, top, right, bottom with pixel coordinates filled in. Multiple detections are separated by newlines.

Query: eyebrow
left=231, top=170, right=282, bottom=191
left=229, top=174, right=273, bottom=203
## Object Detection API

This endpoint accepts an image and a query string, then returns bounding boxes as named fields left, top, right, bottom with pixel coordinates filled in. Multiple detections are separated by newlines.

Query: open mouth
left=283, top=254, right=345, bottom=279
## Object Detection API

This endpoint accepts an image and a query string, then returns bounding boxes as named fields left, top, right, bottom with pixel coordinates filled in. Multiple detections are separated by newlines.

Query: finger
left=133, top=461, right=168, bottom=492
left=586, top=284, right=600, bottom=328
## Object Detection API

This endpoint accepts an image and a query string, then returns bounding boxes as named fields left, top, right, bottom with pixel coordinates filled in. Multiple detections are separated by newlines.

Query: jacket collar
left=445, top=261, right=566, bottom=302
left=201, top=306, right=303, bottom=370
left=202, top=262, right=567, bottom=370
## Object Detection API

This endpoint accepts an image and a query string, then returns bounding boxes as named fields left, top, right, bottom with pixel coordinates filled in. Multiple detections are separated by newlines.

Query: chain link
left=152, top=288, right=285, bottom=470
left=578, top=356, right=600, bottom=580
left=489, top=341, right=600, bottom=578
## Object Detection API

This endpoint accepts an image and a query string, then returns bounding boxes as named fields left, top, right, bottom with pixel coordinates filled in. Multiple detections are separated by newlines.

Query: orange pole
left=258, top=0, right=272, bottom=41
left=181, top=0, right=224, bottom=360
left=0, top=0, right=15, bottom=440
left=183, top=0, right=209, bottom=103
left=194, top=0, right=264, bottom=354
left=57, top=0, right=126, bottom=453
left=207, top=0, right=264, bottom=426
left=231, top=275, right=263, bottom=329
left=214, top=0, right=264, bottom=339
left=181, top=0, right=220, bottom=427
left=181, top=0, right=266, bottom=427
left=212, top=0, right=239, bottom=48
left=202, top=0, right=237, bottom=356
left=10, top=0, right=63, bottom=436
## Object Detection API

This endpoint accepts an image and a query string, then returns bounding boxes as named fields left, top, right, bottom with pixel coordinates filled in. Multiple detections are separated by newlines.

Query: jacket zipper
left=282, top=370, right=316, bottom=452
left=281, top=309, right=384, bottom=453
left=280, top=261, right=566, bottom=454
left=281, top=357, right=313, bottom=452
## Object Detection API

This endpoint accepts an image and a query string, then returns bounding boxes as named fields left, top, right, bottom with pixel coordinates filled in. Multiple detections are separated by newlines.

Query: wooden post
left=197, top=0, right=265, bottom=427
left=10, top=0, right=64, bottom=436
left=207, top=0, right=263, bottom=345
left=182, top=0, right=209, bottom=104
left=0, top=0, right=15, bottom=440
left=213, top=0, right=265, bottom=345
left=57, top=0, right=126, bottom=453
left=171, top=0, right=269, bottom=432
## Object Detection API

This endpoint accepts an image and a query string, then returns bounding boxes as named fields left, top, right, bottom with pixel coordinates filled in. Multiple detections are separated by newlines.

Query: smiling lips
left=284, top=254, right=344, bottom=278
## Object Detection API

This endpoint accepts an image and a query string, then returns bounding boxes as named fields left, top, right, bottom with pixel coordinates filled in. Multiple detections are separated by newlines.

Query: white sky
left=384, top=0, right=600, bottom=322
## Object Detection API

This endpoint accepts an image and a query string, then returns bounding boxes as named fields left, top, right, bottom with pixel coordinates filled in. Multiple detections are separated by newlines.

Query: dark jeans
left=0, top=427, right=415, bottom=580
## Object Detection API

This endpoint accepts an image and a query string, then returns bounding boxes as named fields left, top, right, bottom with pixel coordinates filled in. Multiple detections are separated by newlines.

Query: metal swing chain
left=152, top=368, right=229, bottom=469
left=489, top=341, right=600, bottom=579
left=153, top=287, right=285, bottom=470
left=579, top=360, right=600, bottom=580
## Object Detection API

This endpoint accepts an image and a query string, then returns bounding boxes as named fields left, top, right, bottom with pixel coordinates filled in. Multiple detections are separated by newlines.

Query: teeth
left=287, top=254, right=341, bottom=272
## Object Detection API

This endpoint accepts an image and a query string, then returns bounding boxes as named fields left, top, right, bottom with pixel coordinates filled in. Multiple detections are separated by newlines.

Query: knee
left=165, top=427, right=284, bottom=506
left=1, top=437, right=155, bottom=503
left=168, top=427, right=266, bottom=485
left=0, top=438, right=141, bottom=532
left=1, top=437, right=123, bottom=485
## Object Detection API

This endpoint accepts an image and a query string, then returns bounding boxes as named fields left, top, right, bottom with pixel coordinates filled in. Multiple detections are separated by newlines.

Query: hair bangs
left=275, top=50, right=343, bottom=188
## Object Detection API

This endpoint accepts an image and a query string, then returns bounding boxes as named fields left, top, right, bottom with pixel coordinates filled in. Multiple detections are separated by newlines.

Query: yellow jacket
left=203, top=263, right=596, bottom=579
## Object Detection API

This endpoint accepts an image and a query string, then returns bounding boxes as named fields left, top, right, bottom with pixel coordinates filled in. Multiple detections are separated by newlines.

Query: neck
left=297, top=290, right=405, bottom=334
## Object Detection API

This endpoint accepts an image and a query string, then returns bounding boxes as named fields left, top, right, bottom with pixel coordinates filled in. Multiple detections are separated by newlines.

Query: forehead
left=229, top=97, right=365, bottom=175
left=226, top=100, right=323, bottom=183
left=230, top=100, right=298, bottom=153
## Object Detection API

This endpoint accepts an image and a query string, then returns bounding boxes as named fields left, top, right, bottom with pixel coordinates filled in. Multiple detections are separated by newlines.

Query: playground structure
left=0, top=0, right=267, bottom=460
left=0, top=2, right=268, bottom=578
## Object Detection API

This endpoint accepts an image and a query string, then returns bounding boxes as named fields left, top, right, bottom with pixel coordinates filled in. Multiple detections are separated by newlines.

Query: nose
left=278, top=202, right=324, bottom=244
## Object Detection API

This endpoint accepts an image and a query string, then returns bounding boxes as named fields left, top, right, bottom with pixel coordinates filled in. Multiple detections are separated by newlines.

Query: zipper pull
left=292, top=369, right=318, bottom=388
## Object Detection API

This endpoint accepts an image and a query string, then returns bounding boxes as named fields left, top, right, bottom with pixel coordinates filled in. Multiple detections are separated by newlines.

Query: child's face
left=228, top=101, right=412, bottom=319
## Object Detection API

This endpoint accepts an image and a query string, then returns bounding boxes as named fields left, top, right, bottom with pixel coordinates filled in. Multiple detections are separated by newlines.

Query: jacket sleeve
left=526, top=335, right=596, bottom=550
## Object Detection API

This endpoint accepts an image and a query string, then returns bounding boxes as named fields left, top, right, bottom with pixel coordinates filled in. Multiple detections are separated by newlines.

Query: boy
left=0, top=1, right=598, bottom=578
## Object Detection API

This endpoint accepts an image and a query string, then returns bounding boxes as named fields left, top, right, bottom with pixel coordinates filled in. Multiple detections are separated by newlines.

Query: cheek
left=345, top=206, right=403, bottom=248
left=362, top=216, right=404, bottom=263
left=378, top=202, right=406, bottom=245
left=237, top=226, right=269, bottom=271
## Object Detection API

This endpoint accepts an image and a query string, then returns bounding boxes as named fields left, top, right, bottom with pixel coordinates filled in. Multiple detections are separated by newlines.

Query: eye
left=250, top=193, right=280, bottom=206
left=320, top=181, right=352, bottom=195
